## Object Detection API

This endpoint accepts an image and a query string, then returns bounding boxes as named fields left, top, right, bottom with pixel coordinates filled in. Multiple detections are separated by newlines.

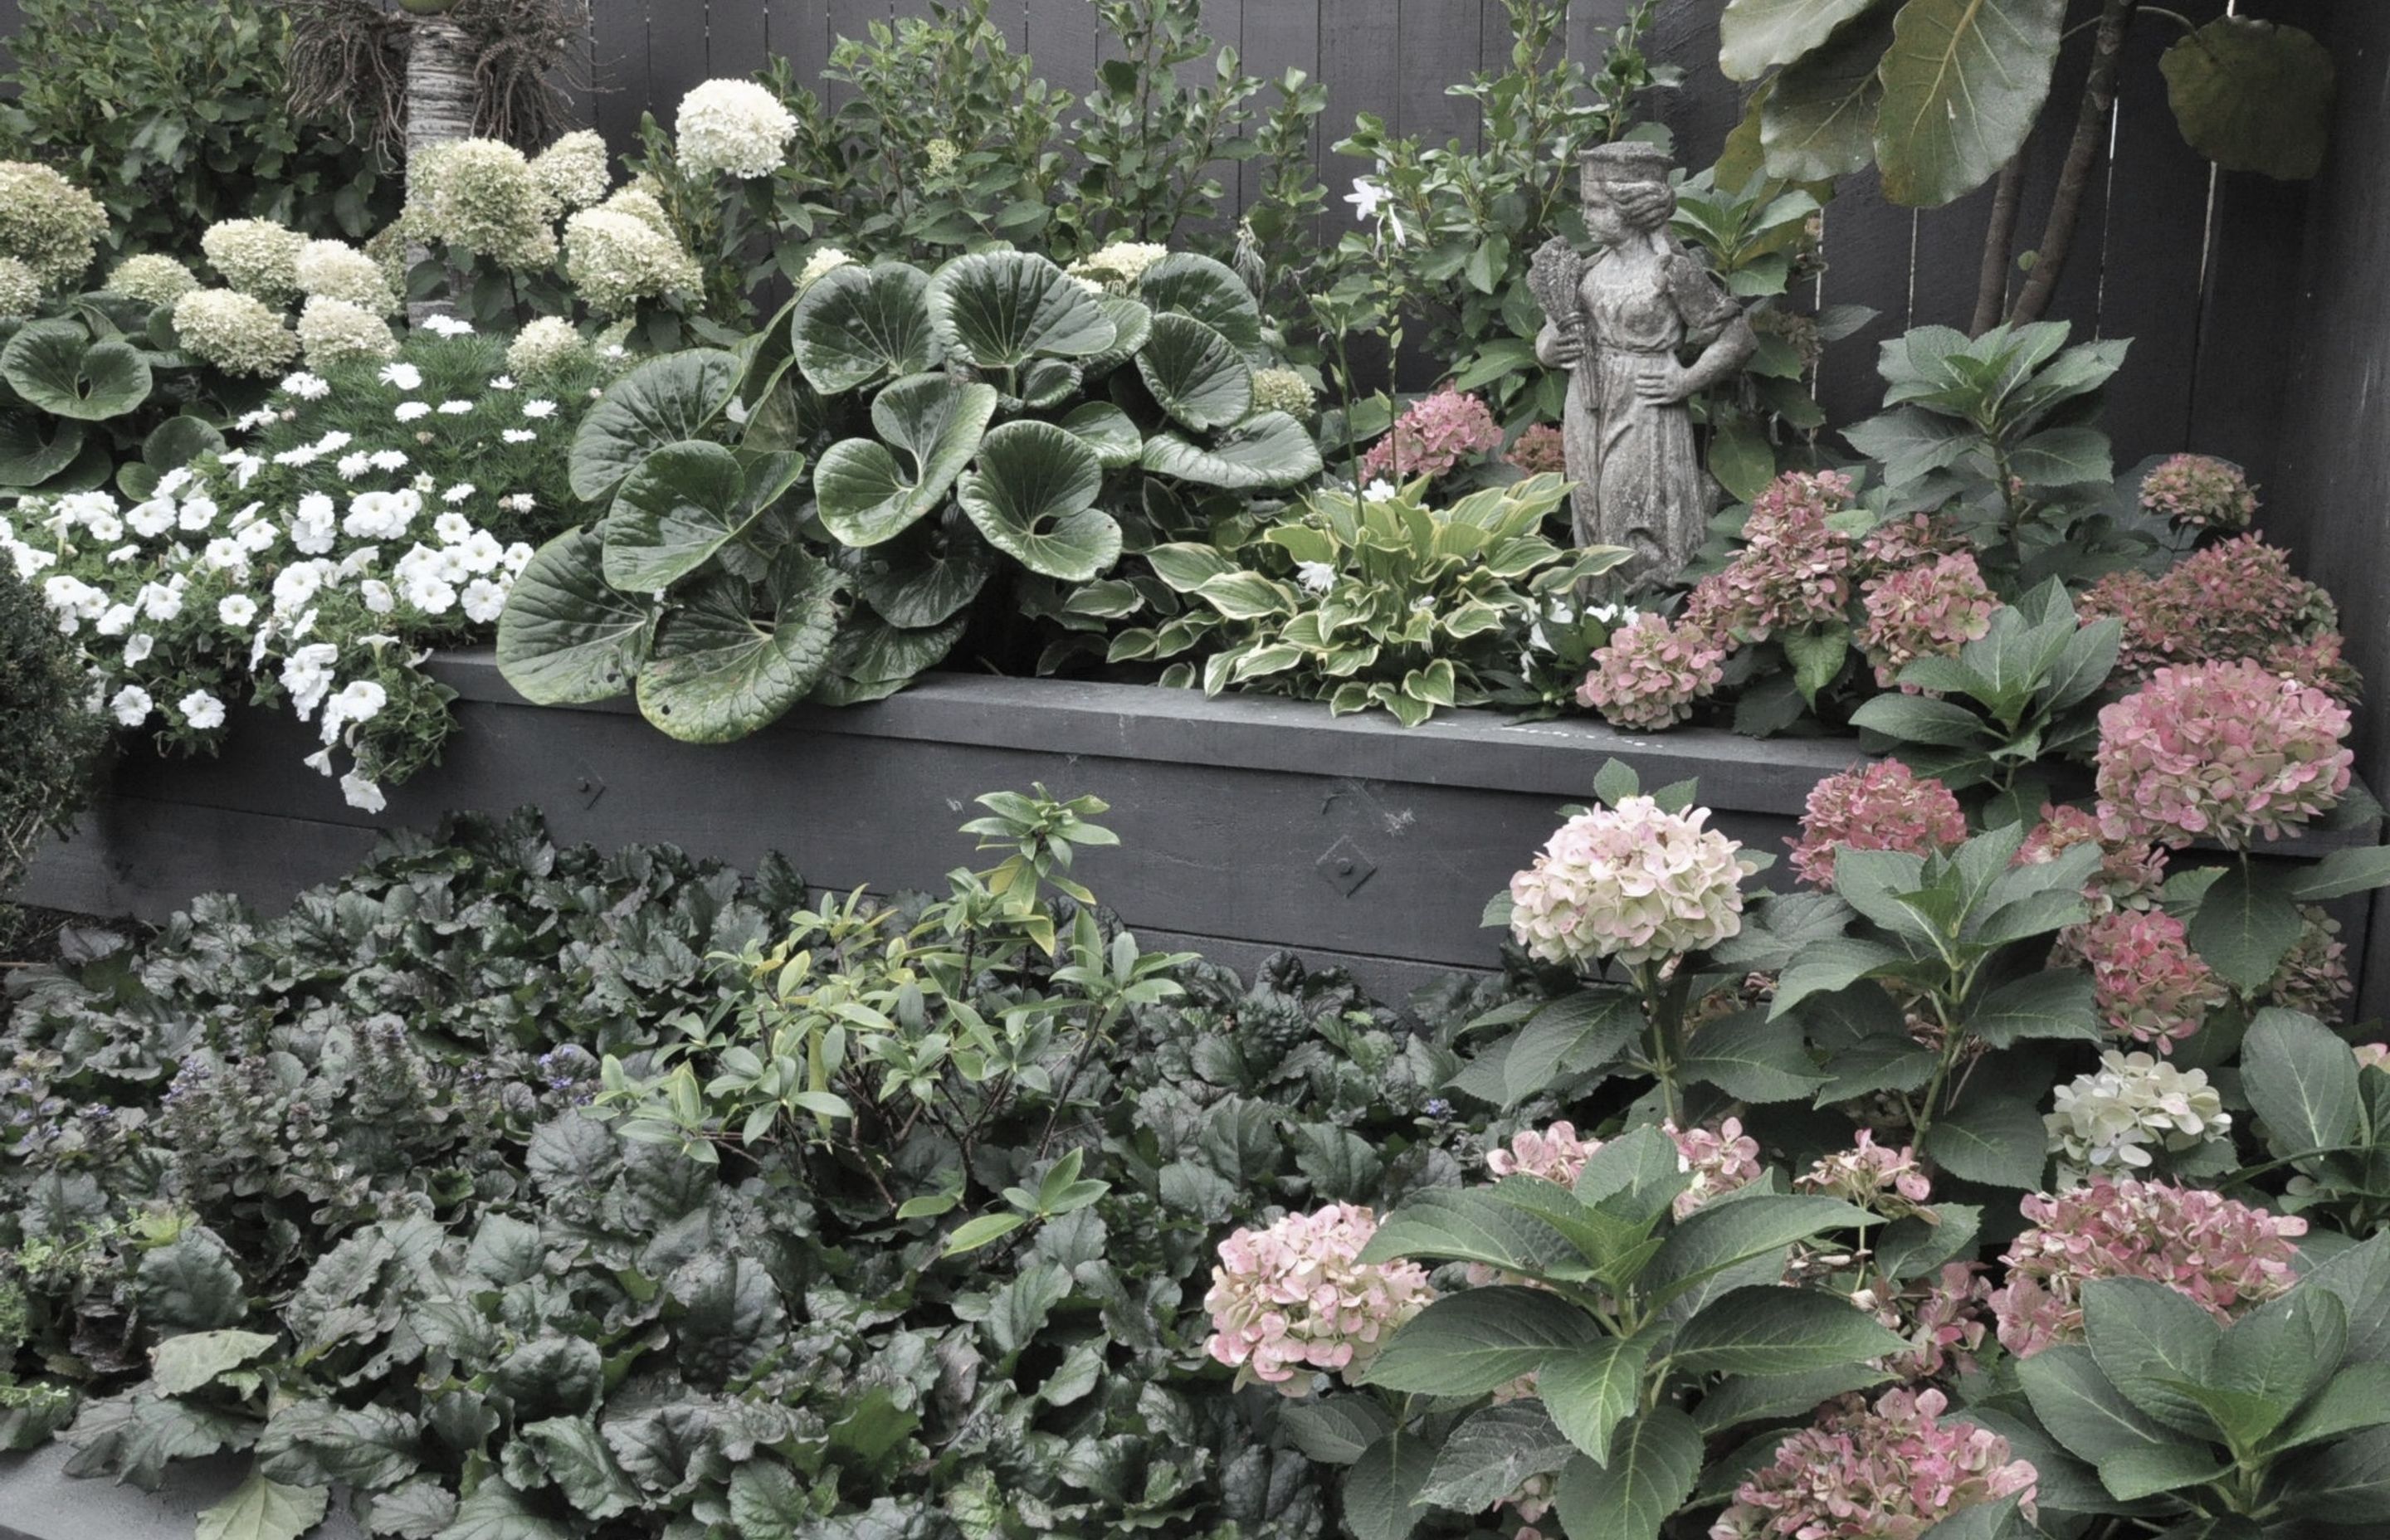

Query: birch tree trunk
left=406, top=17, right=479, bottom=328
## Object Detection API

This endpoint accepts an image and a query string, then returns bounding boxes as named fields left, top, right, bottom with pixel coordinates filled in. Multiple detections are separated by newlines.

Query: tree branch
left=1972, top=155, right=2028, bottom=335
left=2009, top=0, right=2139, bottom=324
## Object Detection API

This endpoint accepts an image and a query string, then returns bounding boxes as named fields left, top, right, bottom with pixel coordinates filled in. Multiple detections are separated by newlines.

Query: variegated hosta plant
left=495, top=246, right=1324, bottom=742
left=1115, top=473, right=1625, bottom=725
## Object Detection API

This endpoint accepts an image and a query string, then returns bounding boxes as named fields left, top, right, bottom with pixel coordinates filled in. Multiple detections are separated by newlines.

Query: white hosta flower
left=1362, top=480, right=1397, bottom=504
left=110, top=685, right=154, bottom=726
left=340, top=772, right=387, bottom=813
left=218, top=593, right=258, bottom=627
left=2046, top=1050, right=2231, bottom=1178
left=1295, top=562, right=1336, bottom=594
left=178, top=690, right=227, bottom=730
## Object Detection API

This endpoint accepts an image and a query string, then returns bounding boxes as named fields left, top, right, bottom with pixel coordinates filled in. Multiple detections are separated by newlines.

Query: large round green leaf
left=1135, top=253, right=1263, bottom=353
left=1137, top=314, right=1254, bottom=431
left=602, top=440, right=788, bottom=594
left=634, top=559, right=841, bottom=743
left=1761, top=6, right=1895, bottom=183
left=1140, top=412, right=1324, bottom=490
left=144, top=413, right=227, bottom=472
left=1017, top=358, right=1083, bottom=411
left=496, top=526, right=657, bottom=705
left=852, top=514, right=995, bottom=628
left=568, top=349, right=740, bottom=504
left=790, top=261, right=940, bottom=396
left=929, top=251, right=1117, bottom=371
left=957, top=419, right=1119, bottom=582
left=811, top=612, right=969, bottom=707
left=0, top=408, right=84, bottom=488
left=2, top=320, right=154, bottom=422
left=2159, top=17, right=2333, bottom=180
left=1875, top=0, right=2065, bottom=207
left=1060, top=402, right=1144, bottom=470
left=1718, top=0, right=1879, bottom=80
left=814, top=374, right=999, bottom=548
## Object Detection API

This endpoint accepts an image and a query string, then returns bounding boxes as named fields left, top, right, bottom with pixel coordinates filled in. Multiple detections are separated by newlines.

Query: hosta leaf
left=1357, top=1287, right=1602, bottom=1396
left=635, top=561, right=841, bottom=743
left=1136, top=251, right=1264, bottom=351
left=1553, top=1406, right=1703, bottom=1540
left=814, top=373, right=997, bottom=547
left=2160, top=17, right=2334, bottom=180
left=1875, top=0, right=2067, bottom=207
left=602, top=441, right=768, bottom=593
left=929, top=251, right=1116, bottom=369
left=196, top=1474, right=329, bottom=1540
left=791, top=261, right=939, bottom=393
left=1142, top=411, right=1324, bottom=490
left=569, top=349, right=739, bottom=502
left=2, top=319, right=152, bottom=421
left=1138, top=312, right=1254, bottom=431
left=957, top=418, right=1118, bottom=582
left=496, top=526, right=655, bottom=705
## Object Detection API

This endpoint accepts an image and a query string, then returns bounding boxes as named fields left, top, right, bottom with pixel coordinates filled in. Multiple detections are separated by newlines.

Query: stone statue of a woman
left=1532, top=143, right=1757, bottom=589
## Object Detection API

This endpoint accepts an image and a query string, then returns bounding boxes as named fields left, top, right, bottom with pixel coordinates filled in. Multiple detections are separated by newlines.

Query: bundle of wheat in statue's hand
left=1530, top=143, right=1758, bottom=592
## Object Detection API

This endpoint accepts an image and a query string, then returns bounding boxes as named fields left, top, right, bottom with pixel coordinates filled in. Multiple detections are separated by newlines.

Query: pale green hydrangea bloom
left=172, top=289, right=299, bottom=376
left=103, top=253, right=201, bottom=308
left=1068, top=240, right=1169, bottom=293
left=295, top=240, right=398, bottom=315
left=529, top=129, right=612, bottom=210
left=505, top=314, right=590, bottom=378
left=1251, top=368, right=1316, bottom=422
left=202, top=217, right=308, bottom=305
left=410, top=139, right=561, bottom=270
left=562, top=205, right=701, bottom=316
left=675, top=79, right=798, bottom=180
left=0, top=258, right=40, bottom=318
left=797, top=246, right=854, bottom=291
left=297, top=295, right=399, bottom=369
left=0, top=161, right=106, bottom=289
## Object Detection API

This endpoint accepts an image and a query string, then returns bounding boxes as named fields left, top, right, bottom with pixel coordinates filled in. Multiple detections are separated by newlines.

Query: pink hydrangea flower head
left=2261, top=631, right=2364, bottom=706
left=1577, top=614, right=1727, bottom=731
left=1710, top=1386, right=2038, bottom=1540
left=2139, top=453, right=2259, bottom=531
left=1666, top=1117, right=1762, bottom=1217
left=2014, top=803, right=2168, bottom=911
left=1485, top=1119, right=1604, bottom=1184
left=1989, top=1177, right=2305, bottom=1357
left=1685, top=472, right=1858, bottom=643
left=1788, top=760, right=1968, bottom=891
left=1855, top=513, right=1963, bottom=577
left=2266, top=905, right=2353, bottom=1018
left=1358, top=386, right=1505, bottom=484
left=1857, top=553, right=1997, bottom=689
left=2356, top=1043, right=2390, bottom=1072
left=2061, top=908, right=2229, bottom=1053
left=1507, top=422, right=1568, bottom=477
left=1797, top=1129, right=1934, bottom=1216
left=2093, top=660, right=2353, bottom=850
left=1874, top=1263, right=1995, bottom=1383
left=1508, top=797, right=1753, bottom=968
left=1203, top=1203, right=1435, bottom=1394
left=2080, top=537, right=2341, bottom=685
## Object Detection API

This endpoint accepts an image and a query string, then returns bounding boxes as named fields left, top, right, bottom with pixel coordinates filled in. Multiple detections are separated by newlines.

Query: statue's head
left=1580, top=142, right=1677, bottom=245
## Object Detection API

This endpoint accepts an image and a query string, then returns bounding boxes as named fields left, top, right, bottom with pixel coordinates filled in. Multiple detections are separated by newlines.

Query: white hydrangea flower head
left=297, top=295, right=400, bottom=370
left=201, top=217, right=308, bottom=305
left=529, top=129, right=612, bottom=210
left=797, top=246, right=855, bottom=291
left=2046, top=1050, right=2231, bottom=1177
left=563, top=203, right=703, bottom=317
left=1067, top=240, right=1171, bottom=293
left=105, top=253, right=202, bottom=308
left=409, top=139, right=561, bottom=270
left=1251, top=368, right=1317, bottom=422
left=172, top=290, right=299, bottom=377
left=295, top=239, right=398, bottom=314
left=0, top=161, right=108, bottom=288
left=1508, top=797, right=1754, bottom=968
left=0, top=257, right=40, bottom=318
left=675, top=78, right=799, bottom=180
left=505, top=314, right=589, bottom=378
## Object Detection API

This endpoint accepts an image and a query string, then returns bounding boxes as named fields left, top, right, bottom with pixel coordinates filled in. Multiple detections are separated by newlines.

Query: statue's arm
left=1677, top=311, right=1758, bottom=396
left=1535, top=317, right=1581, bottom=369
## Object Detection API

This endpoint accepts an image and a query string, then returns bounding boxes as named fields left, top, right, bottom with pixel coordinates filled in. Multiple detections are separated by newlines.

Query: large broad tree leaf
left=569, top=349, right=739, bottom=502
left=635, top=559, right=841, bottom=743
left=1875, top=0, right=2067, bottom=207
left=602, top=442, right=797, bottom=594
left=929, top=251, right=1116, bottom=370
left=790, top=261, right=940, bottom=395
left=1135, top=252, right=1265, bottom=352
left=1142, top=411, right=1324, bottom=490
left=1138, top=313, right=1255, bottom=431
left=1720, top=0, right=1880, bottom=79
left=3, top=320, right=153, bottom=422
left=0, top=407, right=84, bottom=486
left=814, top=374, right=998, bottom=547
left=195, top=1474, right=329, bottom=1540
left=2160, top=17, right=2333, bottom=180
left=1763, top=4, right=1898, bottom=179
left=956, top=419, right=1119, bottom=582
left=1553, top=1406, right=1703, bottom=1540
left=497, top=526, right=656, bottom=705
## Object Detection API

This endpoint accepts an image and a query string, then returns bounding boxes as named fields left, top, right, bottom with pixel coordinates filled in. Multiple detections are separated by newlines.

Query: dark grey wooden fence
left=568, top=0, right=2320, bottom=481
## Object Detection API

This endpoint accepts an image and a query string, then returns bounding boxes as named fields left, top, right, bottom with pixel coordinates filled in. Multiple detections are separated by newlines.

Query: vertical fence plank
left=783, top=0, right=833, bottom=100
left=1236, top=0, right=1319, bottom=225
left=591, top=1, right=652, bottom=155
left=1813, top=175, right=1911, bottom=431
left=824, top=0, right=888, bottom=109
left=1400, top=0, right=1485, bottom=150
left=1905, top=183, right=1999, bottom=333
left=709, top=0, right=771, bottom=89
left=2010, top=0, right=2111, bottom=343
left=644, top=2, right=713, bottom=134
left=1566, top=0, right=1633, bottom=75
left=1319, top=0, right=1402, bottom=189
left=1647, top=0, right=1736, bottom=167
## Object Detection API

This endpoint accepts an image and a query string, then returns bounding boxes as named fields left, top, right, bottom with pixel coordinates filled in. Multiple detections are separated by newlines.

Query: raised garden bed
left=20, top=655, right=2386, bottom=1004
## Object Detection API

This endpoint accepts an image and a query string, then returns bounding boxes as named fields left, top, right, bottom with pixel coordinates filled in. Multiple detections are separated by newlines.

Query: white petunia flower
left=434, top=510, right=474, bottom=543
left=95, top=602, right=137, bottom=636
left=271, top=563, right=323, bottom=613
left=127, top=499, right=177, bottom=538
left=104, top=543, right=139, bottom=565
left=178, top=497, right=219, bottom=532
left=218, top=593, right=258, bottom=626
left=461, top=577, right=508, bottom=622
left=122, top=633, right=154, bottom=665
left=360, top=579, right=395, bottom=614
left=441, top=484, right=476, bottom=506
left=340, top=772, right=387, bottom=813
left=178, top=690, right=227, bottom=730
left=110, top=685, right=153, bottom=726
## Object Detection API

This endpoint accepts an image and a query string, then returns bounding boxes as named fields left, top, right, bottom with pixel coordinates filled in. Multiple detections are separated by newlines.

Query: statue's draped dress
left=1559, top=251, right=1743, bottom=583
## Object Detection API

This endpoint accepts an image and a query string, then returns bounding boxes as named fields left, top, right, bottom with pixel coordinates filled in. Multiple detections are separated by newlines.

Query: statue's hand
left=1633, top=363, right=1693, bottom=405
left=1547, top=332, right=1585, bottom=367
